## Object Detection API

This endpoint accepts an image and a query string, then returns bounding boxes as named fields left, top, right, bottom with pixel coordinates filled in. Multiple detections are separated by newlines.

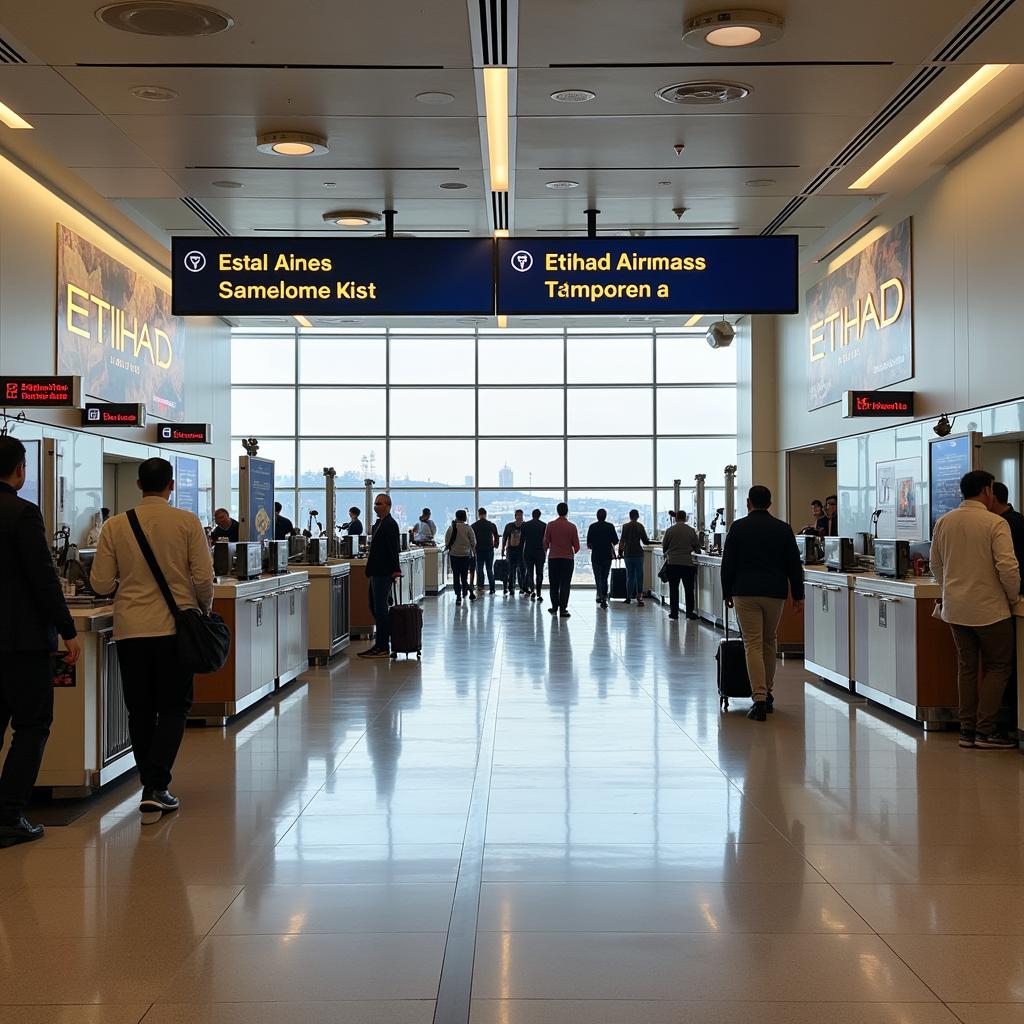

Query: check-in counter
left=192, top=571, right=309, bottom=725
left=307, top=561, right=351, bottom=665
left=422, top=545, right=448, bottom=594
left=852, top=575, right=958, bottom=727
left=804, top=568, right=858, bottom=691
left=648, top=545, right=669, bottom=606
left=4, top=605, right=136, bottom=797
left=401, top=548, right=426, bottom=604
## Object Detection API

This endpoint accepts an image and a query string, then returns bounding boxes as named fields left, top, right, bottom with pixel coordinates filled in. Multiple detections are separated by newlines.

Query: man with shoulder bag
left=91, top=458, right=216, bottom=822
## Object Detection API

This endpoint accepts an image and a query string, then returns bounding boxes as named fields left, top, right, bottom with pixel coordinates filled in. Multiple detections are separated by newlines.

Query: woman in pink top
left=543, top=502, right=581, bottom=617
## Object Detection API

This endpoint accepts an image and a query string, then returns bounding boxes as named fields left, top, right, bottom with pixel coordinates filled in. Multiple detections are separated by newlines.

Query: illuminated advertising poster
left=57, top=225, right=187, bottom=421
left=806, top=218, right=913, bottom=411
left=244, top=456, right=275, bottom=543
left=175, top=456, right=200, bottom=516
left=875, top=457, right=922, bottom=541
left=930, top=433, right=977, bottom=536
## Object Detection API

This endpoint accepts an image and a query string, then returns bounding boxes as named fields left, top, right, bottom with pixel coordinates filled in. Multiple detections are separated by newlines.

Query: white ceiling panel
left=19, top=114, right=156, bottom=167
left=74, top=165, right=185, bottom=197
left=0, top=65, right=98, bottom=114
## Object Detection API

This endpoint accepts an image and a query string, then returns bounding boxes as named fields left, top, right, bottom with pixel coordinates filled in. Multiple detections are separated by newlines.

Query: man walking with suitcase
left=521, top=508, right=547, bottom=600
left=586, top=509, right=619, bottom=610
left=359, top=493, right=402, bottom=659
left=720, top=486, right=804, bottom=721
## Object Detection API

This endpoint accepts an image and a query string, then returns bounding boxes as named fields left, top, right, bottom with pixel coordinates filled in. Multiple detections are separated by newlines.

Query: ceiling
left=0, top=0, right=1022, bottom=325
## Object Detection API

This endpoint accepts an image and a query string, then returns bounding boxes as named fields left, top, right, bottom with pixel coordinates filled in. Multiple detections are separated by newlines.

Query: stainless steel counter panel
left=307, top=561, right=351, bottom=663
left=423, top=546, right=448, bottom=594
left=803, top=572, right=856, bottom=691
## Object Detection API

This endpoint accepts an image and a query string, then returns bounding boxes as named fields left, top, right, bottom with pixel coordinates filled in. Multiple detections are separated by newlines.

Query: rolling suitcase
left=388, top=582, right=423, bottom=659
left=716, top=605, right=751, bottom=711
left=493, top=557, right=508, bottom=583
left=610, top=560, right=627, bottom=600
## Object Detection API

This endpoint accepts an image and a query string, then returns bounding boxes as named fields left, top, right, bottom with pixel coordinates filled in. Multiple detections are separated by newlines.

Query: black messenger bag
left=126, top=509, right=231, bottom=674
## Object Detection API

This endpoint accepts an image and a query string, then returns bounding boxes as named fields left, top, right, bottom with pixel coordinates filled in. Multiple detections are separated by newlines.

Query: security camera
left=933, top=414, right=953, bottom=437
left=706, top=320, right=735, bottom=349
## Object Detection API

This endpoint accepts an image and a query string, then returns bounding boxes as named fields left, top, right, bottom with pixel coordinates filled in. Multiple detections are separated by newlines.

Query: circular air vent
left=550, top=89, right=596, bottom=104
left=656, top=80, right=751, bottom=106
left=96, top=2, right=234, bottom=36
left=439, top=182, right=468, bottom=190
left=416, top=92, right=455, bottom=106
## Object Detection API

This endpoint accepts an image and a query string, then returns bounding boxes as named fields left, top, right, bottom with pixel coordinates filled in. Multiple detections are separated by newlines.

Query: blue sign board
left=496, top=236, right=799, bottom=315
left=244, top=456, right=275, bottom=543
left=171, top=237, right=495, bottom=317
left=929, top=433, right=976, bottom=536
left=175, top=456, right=200, bottom=516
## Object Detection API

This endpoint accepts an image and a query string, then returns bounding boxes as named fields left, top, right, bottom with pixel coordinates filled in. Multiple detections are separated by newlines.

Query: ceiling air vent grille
left=477, top=0, right=508, bottom=65
left=180, top=196, right=230, bottom=236
left=935, top=0, right=1018, bottom=61
left=0, top=36, right=27, bottom=63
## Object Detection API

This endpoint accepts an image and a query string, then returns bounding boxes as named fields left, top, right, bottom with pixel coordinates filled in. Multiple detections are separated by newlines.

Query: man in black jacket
left=992, top=482, right=1024, bottom=594
left=720, top=485, right=804, bottom=722
left=586, top=509, right=619, bottom=610
left=520, top=508, right=547, bottom=600
left=360, top=493, right=402, bottom=659
left=0, top=436, right=81, bottom=847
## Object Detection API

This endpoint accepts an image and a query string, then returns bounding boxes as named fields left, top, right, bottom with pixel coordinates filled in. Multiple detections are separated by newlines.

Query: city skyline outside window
left=231, top=326, right=737, bottom=581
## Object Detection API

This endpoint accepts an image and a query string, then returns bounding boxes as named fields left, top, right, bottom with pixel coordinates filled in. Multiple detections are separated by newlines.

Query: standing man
left=821, top=495, right=839, bottom=537
left=360, top=493, right=402, bottom=658
left=544, top=502, right=580, bottom=618
left=472, top=508, right=500, bottom=595
left=662, top=510, right=701, bottom=620
left=411, top=508, right=436, bottom=546
left=91, top=458, right=213, bottom=821
left=720, top=486, right=804, bottom=722
left=808, top=499, right=825, bottom=535
left=991, top=482, right=1024, bottom=593
left=345, top=506, right=364, bottom=536
left=274, top=501, right=294, bottom=540
left=501, top=509, right=527, bottom=596
left=521, top=508, right=547, bottom=600
left=931, top=470, right=1019, bottom=749
left=210, top=507, right=239, bottom=542
left=0, top=436, right=81, bottom=847
left=586, top=509, right=619, bottom=610
left=618, top=509, right=651, bottom=606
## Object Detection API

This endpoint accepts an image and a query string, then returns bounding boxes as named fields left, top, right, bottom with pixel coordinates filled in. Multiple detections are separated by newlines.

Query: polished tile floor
left=3, top=591, right=1024, bottom=1022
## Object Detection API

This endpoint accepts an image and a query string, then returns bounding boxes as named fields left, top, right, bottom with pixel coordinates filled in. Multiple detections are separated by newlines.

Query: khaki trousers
left=733, top=596, right=786, bottom=702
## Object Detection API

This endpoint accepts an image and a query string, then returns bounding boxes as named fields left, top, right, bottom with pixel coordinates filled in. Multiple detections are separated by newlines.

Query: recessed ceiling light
left=745, top=178, right=776, bottom=188
left=683, top=9, right=784, bottom=49
left=323, top=210, right=381, bottom=227
left=658, top=180, right=673, bottom=187
left=323, top=182, right=337, bottom=188
left=415, top=91, right=455, bottom=105
left=0, top=98, right=33, bottom=130
left=257, top=131, right=329, bottom=157
left=212, top=179, right=243, bottom=189
left=96, top=1, right=234, bottom=36
left=439, top=181, right=468, bottom=190
left=545, top=180, right=579, bottom=190
left=657, top=81, right=752, bottom=106
left=130, top=85, right=179, bottom=102
left=550, top=89, right=596, bottom=104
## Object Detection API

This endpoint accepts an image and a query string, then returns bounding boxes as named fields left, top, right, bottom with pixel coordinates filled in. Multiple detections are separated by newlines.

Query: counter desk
left=422, top=546, right=448, bottom=594
left=306, top=561, right=351, bottom=665
left=803, top=568, right=858, bottom=691
left=191, top=570, right=310, bottom=725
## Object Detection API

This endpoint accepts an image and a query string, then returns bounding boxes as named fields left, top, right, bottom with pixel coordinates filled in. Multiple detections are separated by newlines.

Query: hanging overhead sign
left=495, top=236, right=799, bottom=315
left=58, top=225, right=187, bottom=422
left=807, top=218, right=913, bottom=411
left=82, top=402, right=146, bottom=427
left=157, top=422, right=211, bottom=444
left=843, top=390, right=915, bottom=418
left=171, top=237, right=495, bottom=317
left=1, top=375, right=82, bottom=409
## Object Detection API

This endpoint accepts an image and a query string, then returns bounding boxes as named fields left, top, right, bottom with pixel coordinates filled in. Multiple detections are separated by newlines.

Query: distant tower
left=498, top=463, right=513, bottom=488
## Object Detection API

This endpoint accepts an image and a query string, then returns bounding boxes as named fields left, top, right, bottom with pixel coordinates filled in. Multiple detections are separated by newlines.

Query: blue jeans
left=476, top=545, right=495, bottom=590
left=624, top=555, right=644, bottom=600
left=368, top=576, right=392, bottom=652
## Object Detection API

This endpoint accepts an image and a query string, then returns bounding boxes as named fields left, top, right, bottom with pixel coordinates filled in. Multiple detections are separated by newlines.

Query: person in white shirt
left=411, top=508, right=437, bottom=545
left=931, top=469, right=1020, bottom=749
left=91, top=458, right=214, bottom=819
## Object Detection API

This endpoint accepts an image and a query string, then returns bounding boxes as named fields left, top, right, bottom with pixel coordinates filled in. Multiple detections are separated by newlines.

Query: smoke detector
left=706, top=320, right=735, bottom=349
left=657, top=81, right=752, bottom=106
left=683, top=9, right=784, bottom=49
left=550, top=89, right=596, bottom=103
left=96, top=2, right=234, bottom=35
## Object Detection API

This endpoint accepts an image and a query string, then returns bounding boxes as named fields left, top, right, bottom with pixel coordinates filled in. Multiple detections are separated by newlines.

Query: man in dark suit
left=274, top=501, right=294, bottom=540
left=0, top=435, right=81, bottom=847
left=359, top=493, right=402, bottom=658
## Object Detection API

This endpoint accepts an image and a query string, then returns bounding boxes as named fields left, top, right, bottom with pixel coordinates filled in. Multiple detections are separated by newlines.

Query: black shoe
left=686, top=613, right=699, bottom=620
left=548, top=606, right=557, bottom=614
left=625, top=597, right=631, bottom=605
left=668, top=613, right=679, bottom=620
left=490, top=588, right=496, bottom=595
left=140, top=789, right=180, bottom=816
left=747, top=702, right=768, bottom=722
left=0, top=817, right=44, bottom=848
left=959, top=730, right=977, bottom=748
left=600, top=601, right=607, bottom=609
left=976, top=732, right=1016, bottom=749
left=357, top=646, right=383, bottom=658
left=766, top=694, right=775, bottom=714
left=559, top=610, right=571, bottom=618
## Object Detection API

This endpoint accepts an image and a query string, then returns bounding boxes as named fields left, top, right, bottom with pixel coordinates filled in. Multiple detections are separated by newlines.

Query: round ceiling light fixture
left=550, top=89, right=596, bottom=104
left=683, top=9, right=784, bottom=49
left=212, top=180, right=244, bottom=189
left=439, top=181, right=468, bottom=190
left=415, top=91, right=455, bottom=105
left=257, top=131, right=329, bottom=157
left=130, top=85, right=179, bottom=102
left=745, top=177, right=776, bottom=188
left=545, top=180, right=580, bottom=190
left=322, top=210, right=381, bottom=227
left=96, top=1, right=234, bottom=35
left=656, top=80, right=751, bottom=106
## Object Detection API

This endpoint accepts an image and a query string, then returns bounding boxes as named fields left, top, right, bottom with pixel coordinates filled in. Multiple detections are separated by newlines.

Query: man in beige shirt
left=91, top=458, right=213, bottom=819
left=931, top=469, right=1019, bottom=749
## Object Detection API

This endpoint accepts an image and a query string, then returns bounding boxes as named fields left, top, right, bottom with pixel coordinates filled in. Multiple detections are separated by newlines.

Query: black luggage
left=388, top=584, right=423, bottom=659
left=716, top=607, right=751, bottom=710
left=610, top=561, right=627, bottom=600
left=493, top=557, right=508, bottom=582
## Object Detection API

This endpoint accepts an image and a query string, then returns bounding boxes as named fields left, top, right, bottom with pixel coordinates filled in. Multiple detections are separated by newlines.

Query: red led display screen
left=843, top=390, right=914, bottom=418
left=1, top=375, right=81, bottom=408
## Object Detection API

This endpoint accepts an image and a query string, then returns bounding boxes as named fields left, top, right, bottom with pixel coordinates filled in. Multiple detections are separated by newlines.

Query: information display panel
left=496, top=236, right=798, bottom=315
left=1, top=375, right=82, bottom=409
left=929, top=432, right=979, bottom=536
left=171, top=237, right=495, bottom=317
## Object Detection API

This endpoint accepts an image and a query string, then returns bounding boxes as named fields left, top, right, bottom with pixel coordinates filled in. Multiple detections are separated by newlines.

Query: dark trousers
left=116, top=636, right=193, bottom=792
left=667, top=564, right=697, bottom=616
left=592, top=558, right=612, bottom=602
left=368, top=576, right=392, bottom=651
left=548, top=558, right=574, bottom=611
left=525, top=553, right=545, bottom=594
left=450, top=555, right=472, bottom=598
left=506, top=549, right=525, bottom=593
left=950, top=619, right=1014, bottom=736
left=476, top=546, right=495, bottom=591
left=0, top=652, right=53, bottom=821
